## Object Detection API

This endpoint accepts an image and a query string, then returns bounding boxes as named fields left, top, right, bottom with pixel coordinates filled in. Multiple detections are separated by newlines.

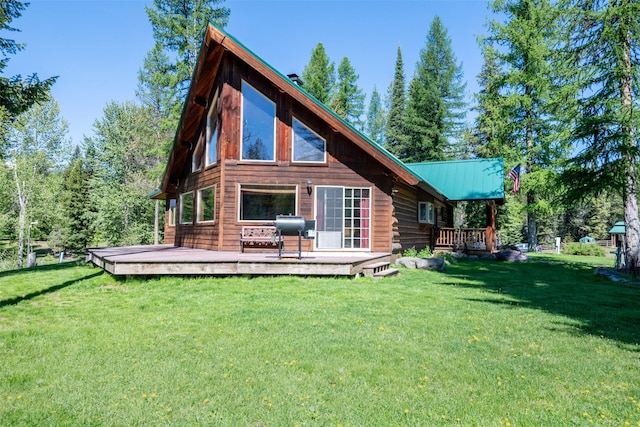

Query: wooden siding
left=391, top=181, right=454, bottom=252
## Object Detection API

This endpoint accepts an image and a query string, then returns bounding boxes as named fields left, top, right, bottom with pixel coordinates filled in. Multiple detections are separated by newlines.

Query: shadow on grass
left=0, top=260, right=84, bottom=279
left=443, top=258, right=640, bottom=349
left=0, top=269, right=104, bottom=308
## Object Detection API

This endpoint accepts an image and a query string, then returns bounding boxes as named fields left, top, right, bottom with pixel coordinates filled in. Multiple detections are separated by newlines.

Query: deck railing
left=435, top=227, right=489, bottom=251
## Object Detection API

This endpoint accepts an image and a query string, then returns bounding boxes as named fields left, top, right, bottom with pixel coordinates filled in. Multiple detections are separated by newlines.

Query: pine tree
left=146, top=0, right=229, bottom=97
left=470, top=43, right=512, bottom=160
left=384, top=46, right=407, bottom=157
left=0, top=0, right=56, bottom=147
left=62, top=148, right=93, bottom=254
left=559, top=0, right=640, bottom=272
left=484, top=0, right=568, bottom=248
left=405, top=16, right=466, bottom=162
left=301, top=42, right=335, bottom=105
left=365, top=86, right=386, bottom=144
left=330, top=57, right=365, bottom=128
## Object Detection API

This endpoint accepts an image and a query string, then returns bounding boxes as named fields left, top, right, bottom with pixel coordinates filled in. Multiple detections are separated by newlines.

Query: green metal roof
left=407, top=158, right=505, bottom=201
left=609, top=221, right=625, bottom=234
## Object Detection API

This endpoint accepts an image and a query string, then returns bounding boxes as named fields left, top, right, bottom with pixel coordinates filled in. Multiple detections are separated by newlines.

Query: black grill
left=275, top=215, right=306, bottom=259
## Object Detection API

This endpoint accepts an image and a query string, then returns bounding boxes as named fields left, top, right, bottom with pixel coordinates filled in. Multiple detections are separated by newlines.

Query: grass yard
left=1, top=255, right=639, bottom=426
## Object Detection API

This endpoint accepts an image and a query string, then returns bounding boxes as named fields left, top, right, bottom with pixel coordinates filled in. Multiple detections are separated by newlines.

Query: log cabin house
left=152, top=23, right=503, bottom=257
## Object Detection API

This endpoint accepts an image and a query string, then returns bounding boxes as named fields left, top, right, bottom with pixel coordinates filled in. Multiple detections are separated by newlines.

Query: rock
left=394, top=257, right=417, bottom=269
left=495, top=249, right=528, bottom=262
left=415, top=257, right=445, bottom=271
left=394, top=257, right=445, bottom=271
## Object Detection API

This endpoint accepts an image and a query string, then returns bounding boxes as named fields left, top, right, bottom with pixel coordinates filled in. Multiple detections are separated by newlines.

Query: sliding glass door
left=315, top=186, right=370, bottom=250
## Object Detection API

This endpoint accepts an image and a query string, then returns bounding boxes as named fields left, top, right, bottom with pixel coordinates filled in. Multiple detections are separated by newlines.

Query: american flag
left=509, top=164, right=521, bottom=193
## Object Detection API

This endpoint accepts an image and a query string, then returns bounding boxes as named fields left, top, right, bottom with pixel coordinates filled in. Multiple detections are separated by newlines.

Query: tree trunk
left=14, top=165, right=27, bottom=269
left=620, top=22, right=640, bottom=274
left=525, top=84, right=537, bottom=248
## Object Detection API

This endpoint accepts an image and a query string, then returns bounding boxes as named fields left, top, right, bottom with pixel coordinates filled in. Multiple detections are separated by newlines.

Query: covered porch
left=435, top=225, right=495, bottom=253
left=407, top=158, right=505, bottom=254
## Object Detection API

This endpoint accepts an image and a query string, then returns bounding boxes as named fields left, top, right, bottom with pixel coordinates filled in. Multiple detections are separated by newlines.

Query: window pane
left=293, top=118, right=325, bottom=162
left=193, top=134, right=204, bottom=171
left=207, top=103, right=219, bottom=166
left=180, top=193, right=193, bottom=224
left=242, top=82, right=275, bottom=161
left=240, top=185, right=296, bottom=221
left=168, top=199, right=176, bottom=226
left=198, top=186, right=215, bottom=222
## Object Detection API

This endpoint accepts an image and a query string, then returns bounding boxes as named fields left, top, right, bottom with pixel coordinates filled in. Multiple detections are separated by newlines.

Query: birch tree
left=6, top=98, right=69, bottom=267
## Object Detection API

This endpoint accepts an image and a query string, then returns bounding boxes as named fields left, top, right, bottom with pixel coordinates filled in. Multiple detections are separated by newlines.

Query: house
left=152, top=23, right=502, bottom=257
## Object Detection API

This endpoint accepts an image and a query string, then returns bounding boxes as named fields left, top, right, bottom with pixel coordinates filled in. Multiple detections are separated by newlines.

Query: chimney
left=287, top=73, right=303, bottom=86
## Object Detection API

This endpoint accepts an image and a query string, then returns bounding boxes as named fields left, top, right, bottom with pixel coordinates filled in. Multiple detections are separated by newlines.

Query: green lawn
left=1, top=255, right=638, bottom=426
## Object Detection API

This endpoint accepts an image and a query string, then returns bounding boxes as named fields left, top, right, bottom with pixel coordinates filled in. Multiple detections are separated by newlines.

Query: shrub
left=402, top=246, right=432, bottom=258
left=561, top=242, right=605, bottom=257
left=402, top=247, right=418, bottom=257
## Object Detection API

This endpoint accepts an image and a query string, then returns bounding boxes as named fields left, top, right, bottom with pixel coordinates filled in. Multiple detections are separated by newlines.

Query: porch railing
left=435, top=227, right=489, bottom=251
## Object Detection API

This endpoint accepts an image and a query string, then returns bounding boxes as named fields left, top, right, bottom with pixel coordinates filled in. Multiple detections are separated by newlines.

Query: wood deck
left=87, top=245, right=394, bottom=278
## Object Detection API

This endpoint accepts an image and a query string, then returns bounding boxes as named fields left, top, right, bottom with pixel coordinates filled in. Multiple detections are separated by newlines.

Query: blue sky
left=5, top=0, right=491, bottom=144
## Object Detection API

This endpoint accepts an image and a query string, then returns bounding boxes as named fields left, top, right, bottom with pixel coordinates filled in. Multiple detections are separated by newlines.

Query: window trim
left=418, top=201, right=435, bottom=224
left=237, top=183, right=298, bottom=222
left=291, top=117, right=326, bottom=164
left=197, top=185, right=216, bottom=223
left=179, top=191, right=194, bottom=225
left=240, top=80, right=276, bottom=162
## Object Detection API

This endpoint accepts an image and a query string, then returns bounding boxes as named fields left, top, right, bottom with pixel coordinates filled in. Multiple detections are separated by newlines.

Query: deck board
left=87, top=245, right=392, bottom=277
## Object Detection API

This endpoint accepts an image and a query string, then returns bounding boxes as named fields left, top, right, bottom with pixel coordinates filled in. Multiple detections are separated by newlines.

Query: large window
left=168, top=199, right=177, bottom=226
left=180, top=192, right=194, bottom=224
left=241, top=81, right=276, bottom=161
left=206, top=90, right=220, bottom=166
left=197, top=185, right=216, bottom=223
left=418, top=201, right=435, bottom=224
left=292, top=117, right=326, bottom=163
left=239, top=184, right=296, bottom=221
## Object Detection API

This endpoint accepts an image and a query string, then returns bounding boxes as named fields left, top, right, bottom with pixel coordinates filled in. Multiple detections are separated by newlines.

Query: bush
left=561, top=242, right=606, bottom=257
left=402, top=246, right=433, bottom=258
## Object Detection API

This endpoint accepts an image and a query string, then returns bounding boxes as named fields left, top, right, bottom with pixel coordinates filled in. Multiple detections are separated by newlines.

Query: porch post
left=485, top=200, right=496, bottom=252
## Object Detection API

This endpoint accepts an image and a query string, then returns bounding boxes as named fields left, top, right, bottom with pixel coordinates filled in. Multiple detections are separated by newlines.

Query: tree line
left=1, top=0, right=638, bottom=271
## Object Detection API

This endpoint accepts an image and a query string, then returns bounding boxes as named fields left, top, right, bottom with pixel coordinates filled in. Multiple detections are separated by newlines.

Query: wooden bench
left=240, top=226, right=283, bottom=252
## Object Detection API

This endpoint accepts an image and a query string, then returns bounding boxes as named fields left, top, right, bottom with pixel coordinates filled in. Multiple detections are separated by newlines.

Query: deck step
left=363, top=261, right=398, bottom=278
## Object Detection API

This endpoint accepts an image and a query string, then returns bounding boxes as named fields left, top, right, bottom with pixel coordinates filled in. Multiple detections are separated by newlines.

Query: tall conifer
left=384, top=46, right=407, bottom=157
left=330, top=57, right=365, bottom=128
left=559, top=0, right=640, bottom=272
left=301, top=43, right=335, bottom=105
left=365, top=86, right=386, bottom=144
left=405, top=16, right=466, bottom=161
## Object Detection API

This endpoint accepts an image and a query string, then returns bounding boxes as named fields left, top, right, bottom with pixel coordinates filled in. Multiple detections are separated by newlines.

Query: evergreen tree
left=330, top=57, right=365, bottom=128
left=0, top=0, right=56, bottom=150
left=559, top=0, right=640, bottom=272
left=365, top=86, right=385, bottom=144
left=484, top=0, right=568, bottom=248
left=301, top=42, right=335, bottom=105
left=61, top=147, right=94, bottom=254
left=146, top=0, right=229, bottom=105
left=405, top=16, right=466, bottom=161
left=384, top=46, right=407, bottom=157
left=470, top=43, right=513, bottom=160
